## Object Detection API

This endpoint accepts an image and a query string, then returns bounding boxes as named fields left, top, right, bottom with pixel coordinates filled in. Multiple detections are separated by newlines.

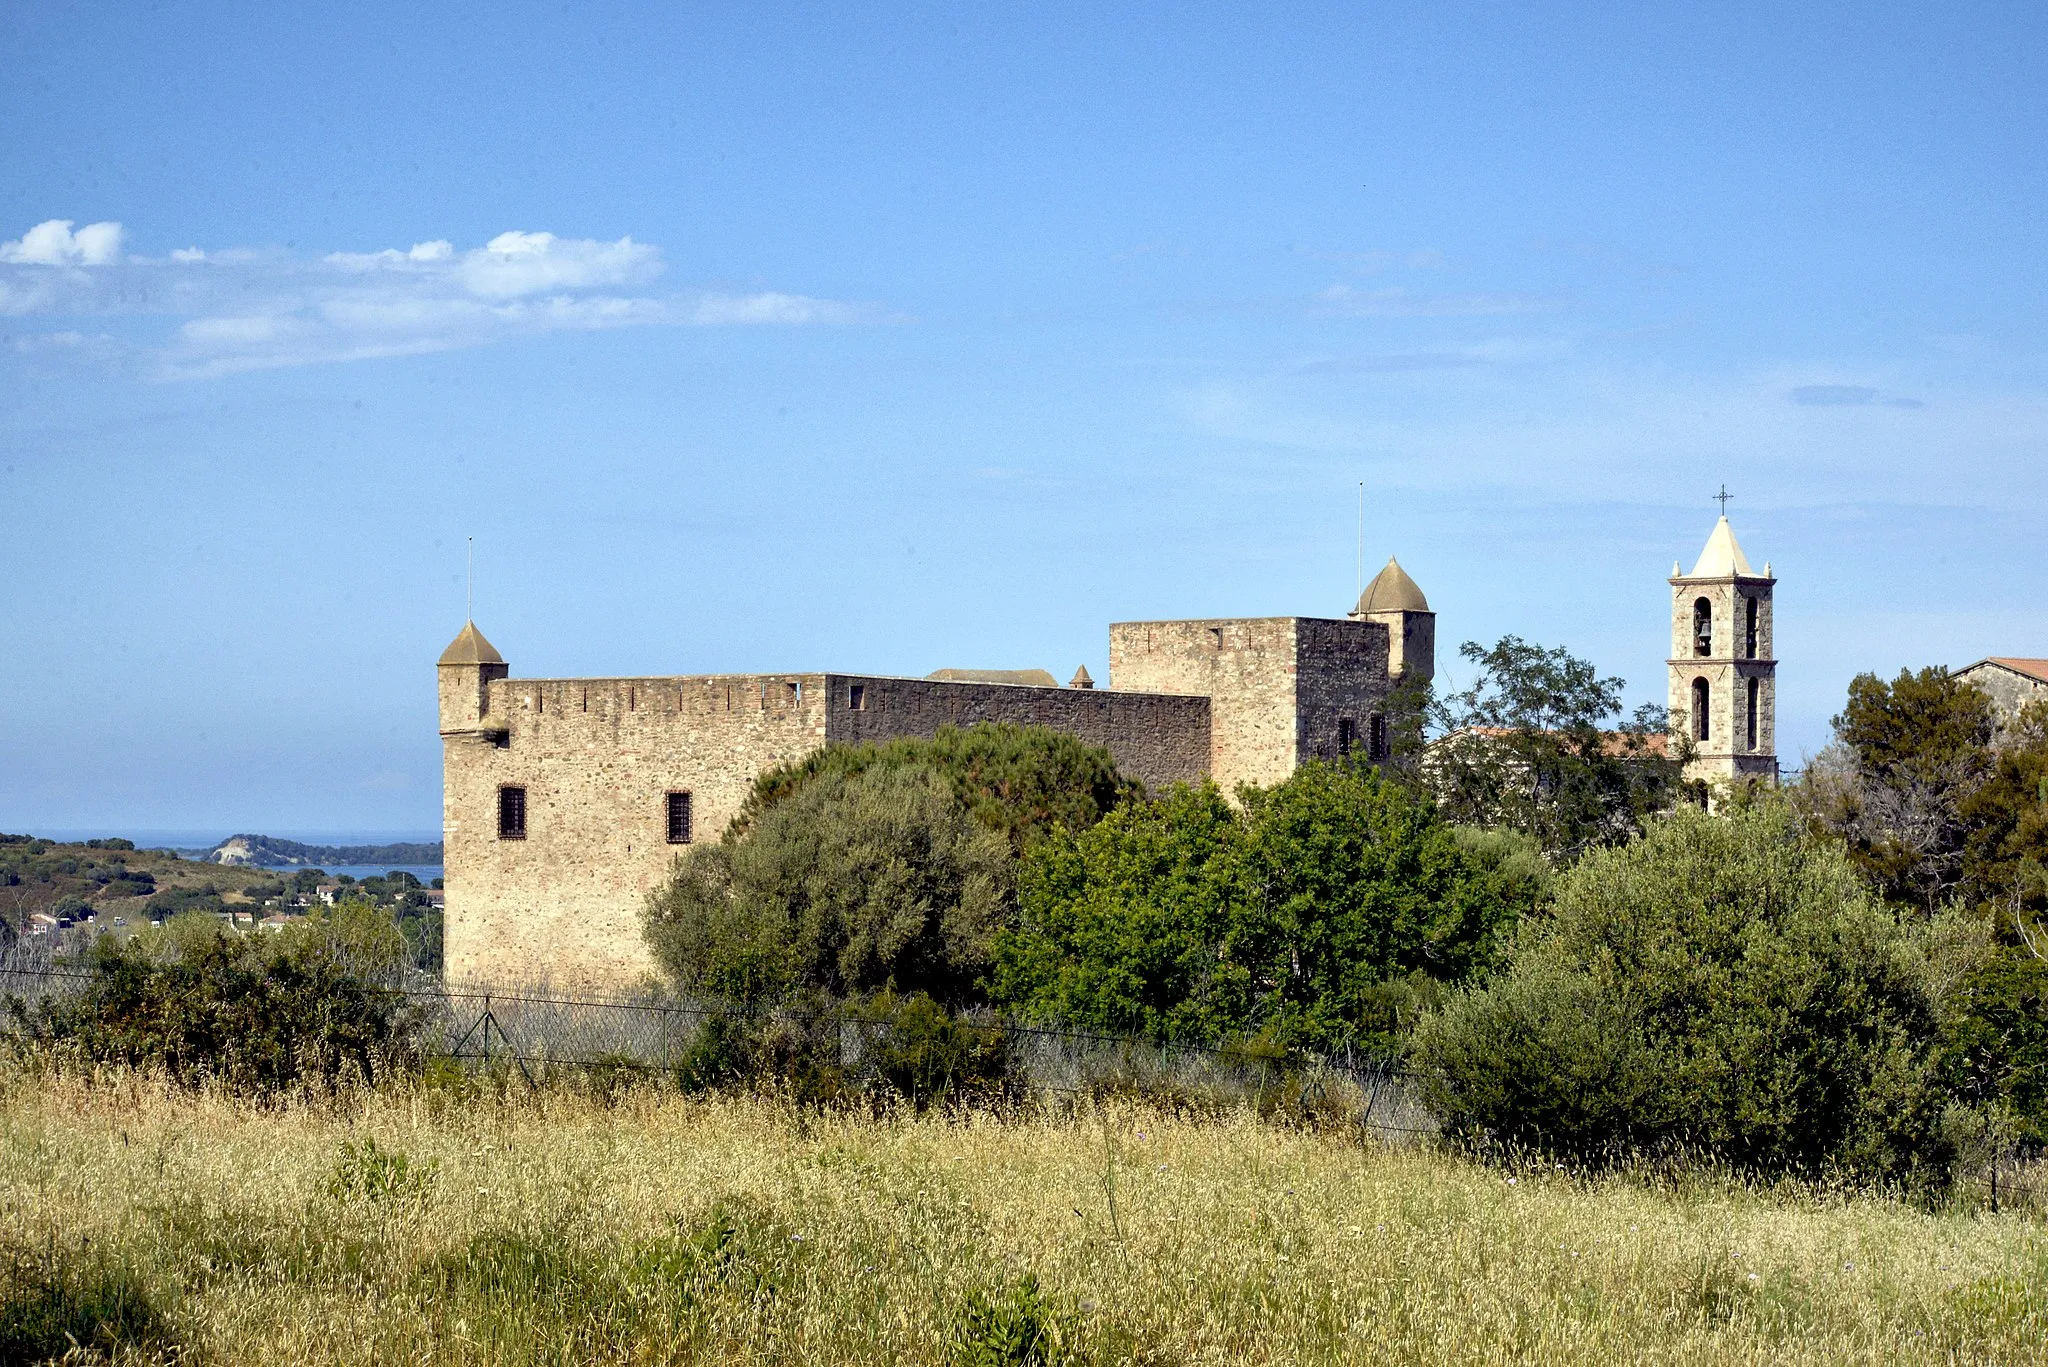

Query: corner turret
left=438, top=621, right=509, bottom=736
left=1349, top=556, right=1436, bottom=682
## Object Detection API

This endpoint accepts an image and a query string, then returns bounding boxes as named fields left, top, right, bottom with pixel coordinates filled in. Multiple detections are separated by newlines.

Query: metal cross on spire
left=1714, top=484, right=1733, bottom=516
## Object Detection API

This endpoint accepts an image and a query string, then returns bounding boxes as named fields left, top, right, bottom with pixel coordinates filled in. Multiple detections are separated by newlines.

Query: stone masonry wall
left=823, top=674, right=1209, bottom=792
left=1293, top=616, right=1395, bottom=764
left=1957, top=663, right=2048, bottom=731
left=443, top=668, right=1212, bottom=990
left=1109, top=617, right=1393, bottom=793
left=1110, top=618, right=1302, bottom=793
left=1668, top=576, right=1777, bottom=783
left=443, top=671, right=832, bottom=990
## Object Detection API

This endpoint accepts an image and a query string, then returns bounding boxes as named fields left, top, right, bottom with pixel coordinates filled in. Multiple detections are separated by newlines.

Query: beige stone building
left=438, top=560, right=1436, bottom=988
left=1668, top=516, right=1778, bottom=787
left=1954, top=657, right=2048, bottom=728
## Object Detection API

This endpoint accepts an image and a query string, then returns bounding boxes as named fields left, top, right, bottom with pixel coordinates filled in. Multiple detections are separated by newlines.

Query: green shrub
left=732, top=722, right=1138, bottom=852
left=992, top=764, right=1537, bottom=1051
left=856, top=991, right=1014, bottom=1110
left=12, top=911, right=422, bottom=1093
left=1415, top=800, right=1970, bottom=1188
left=327, top=1136, right=439, bottom=1206
left=646, top=764, right=1012, bottom=1007
left=950, top=1274, right=1082, bottom=1366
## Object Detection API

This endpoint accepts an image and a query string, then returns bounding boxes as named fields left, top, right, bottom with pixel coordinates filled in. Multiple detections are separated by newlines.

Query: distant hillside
left=201, top=834, right=443, bottom=868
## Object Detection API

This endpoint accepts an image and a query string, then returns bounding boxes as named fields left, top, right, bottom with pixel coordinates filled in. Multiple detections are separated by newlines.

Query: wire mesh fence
left=0, top=944, right=2038, bottom=1204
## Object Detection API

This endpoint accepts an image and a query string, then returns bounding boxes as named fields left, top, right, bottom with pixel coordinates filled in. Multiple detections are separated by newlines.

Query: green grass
left=0, top=1067, right=2043, bottom=1364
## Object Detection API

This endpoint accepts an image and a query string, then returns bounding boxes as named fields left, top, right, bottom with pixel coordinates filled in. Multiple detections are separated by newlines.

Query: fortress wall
left=443, top=672, right=830, bottom=990
left=821, top=675, right=1210, bottom=792
left=1109, top=618, right=1302, bottom=793
left=1293, top=617, right=1395, bottom=763
left=444, top=670, right=1212, bottom=990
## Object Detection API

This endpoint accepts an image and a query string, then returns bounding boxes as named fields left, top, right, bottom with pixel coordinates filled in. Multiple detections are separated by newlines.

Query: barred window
left=1369, top=713, right=1389, bottom=762
left=498, top=786, right=527, bottom=840
left=665, top=791, right=693, bottom=845
left=1338, top=717, right=1355, bottom=756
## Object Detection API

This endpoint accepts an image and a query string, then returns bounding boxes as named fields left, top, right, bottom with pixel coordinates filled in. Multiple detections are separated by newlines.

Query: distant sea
left=27, top=831, right=442, bottom=883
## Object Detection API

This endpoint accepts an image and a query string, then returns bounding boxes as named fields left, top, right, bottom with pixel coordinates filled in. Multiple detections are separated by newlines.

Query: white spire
left=1687, top=516, right=1755, bottom=578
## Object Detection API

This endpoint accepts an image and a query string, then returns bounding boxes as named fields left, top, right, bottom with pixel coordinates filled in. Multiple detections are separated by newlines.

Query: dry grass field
left=1, top=1068, right=2044, bottom=1365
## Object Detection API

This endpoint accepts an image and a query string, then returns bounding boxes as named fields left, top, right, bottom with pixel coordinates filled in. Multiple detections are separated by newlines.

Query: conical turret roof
left=438, top=621, right=504, bottom=666
left=1354, top=556, right=1430, bottom=614
left=1686, top=517, right=1756, bottom=578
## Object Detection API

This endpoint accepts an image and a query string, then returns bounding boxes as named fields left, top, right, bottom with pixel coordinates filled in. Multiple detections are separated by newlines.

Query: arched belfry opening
left=1669, top=509, right=1777, bottom=788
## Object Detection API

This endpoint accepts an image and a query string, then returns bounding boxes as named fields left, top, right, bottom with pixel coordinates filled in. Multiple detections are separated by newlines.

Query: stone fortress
left=439, top=557, right=1438, bottom=988
left=439, top=515, right=1781, bottom=989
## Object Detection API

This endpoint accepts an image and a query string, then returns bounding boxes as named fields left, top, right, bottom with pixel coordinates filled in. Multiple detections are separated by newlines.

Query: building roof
left=1450, top=726, right=1671, bottom=758
left=925, top=668, right=1061, bottom=688
left=1069, top=665, right=1095, bottom=688
left=1685, top=517, right=1756, bottom=578
left=1961, top=657, right=2048, bottom=685
left=438, top=621, right=504, bottom=666
left=1354, top=556, right=1430, bottom=614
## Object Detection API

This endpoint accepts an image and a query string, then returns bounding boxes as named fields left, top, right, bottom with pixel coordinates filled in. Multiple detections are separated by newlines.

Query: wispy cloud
left=1791, top=383, right=1924, bottom=409
left=1312, top=284, right=1553, bottom=318
left=0, top=219, right=881, bottom=379
left=1292, top=352, right=1487, bottom=376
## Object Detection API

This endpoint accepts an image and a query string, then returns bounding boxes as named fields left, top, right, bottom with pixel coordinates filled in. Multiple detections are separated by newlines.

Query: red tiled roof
left=1451, top=727, right=1670, bottom=757
left=1985, top=658, right=2048, bottom=685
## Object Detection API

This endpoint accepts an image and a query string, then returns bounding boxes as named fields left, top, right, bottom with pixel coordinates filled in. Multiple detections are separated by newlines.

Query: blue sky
left=4, top=1, right=2045, bottom=838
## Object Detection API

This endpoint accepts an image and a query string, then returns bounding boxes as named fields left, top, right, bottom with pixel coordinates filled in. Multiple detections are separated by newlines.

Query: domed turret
left=437, top=620, right=509, bottom=734
left=1348, top=557, right=1435, bottom=682
left=438, top=620, right=504, bottom=666
left=1353, top=556, right=1430, bottom=615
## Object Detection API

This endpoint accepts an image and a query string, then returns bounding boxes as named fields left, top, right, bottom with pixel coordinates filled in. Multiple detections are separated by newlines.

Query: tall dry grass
left=0, top=1066, right=2043, bottom=1365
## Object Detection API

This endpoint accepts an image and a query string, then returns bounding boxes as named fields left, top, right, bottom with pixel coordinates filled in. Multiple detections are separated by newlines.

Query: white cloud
left=0, top=220, right=877, bottom=378
left=0, top=219, right=124, bottom=266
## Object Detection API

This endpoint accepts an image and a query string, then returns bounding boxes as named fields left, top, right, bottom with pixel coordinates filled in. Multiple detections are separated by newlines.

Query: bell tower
left=1668, top=505, right=1777, bottom=788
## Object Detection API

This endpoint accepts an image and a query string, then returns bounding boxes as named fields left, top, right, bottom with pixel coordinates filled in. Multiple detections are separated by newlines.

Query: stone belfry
left=1668, top=509, right=1777, bottom=787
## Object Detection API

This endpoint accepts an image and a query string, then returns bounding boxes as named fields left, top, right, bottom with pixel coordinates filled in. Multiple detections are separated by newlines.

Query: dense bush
left=1415, top=800, right=1974, bottom=1188
left=991, top=763, right=1542, bottom=1052
left=10, top=906, right=422, bottom=1093
left=646, top=764, right=1012, bottom=1006
left=731, top=722, right=1138, bottom=852
left=670, top=991, right=1013, bottom=1110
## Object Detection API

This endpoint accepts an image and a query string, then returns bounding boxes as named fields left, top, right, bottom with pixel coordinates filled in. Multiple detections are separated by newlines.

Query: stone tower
left=1349, top=556, right=1436, bottom=681
left=1668, top=517, right=1777, bottom=787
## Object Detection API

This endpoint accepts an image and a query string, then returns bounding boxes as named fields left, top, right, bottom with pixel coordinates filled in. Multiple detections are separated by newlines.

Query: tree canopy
left=990, top=762, right=1541, bottom=1051
left=729, top=722, right=1138, bottom=853
left=646, top=764, right=1012, bottom=1007
left=1415, top=799, right=1970, bottom=1188
left=1426, top=635, right=1687, bottom=857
